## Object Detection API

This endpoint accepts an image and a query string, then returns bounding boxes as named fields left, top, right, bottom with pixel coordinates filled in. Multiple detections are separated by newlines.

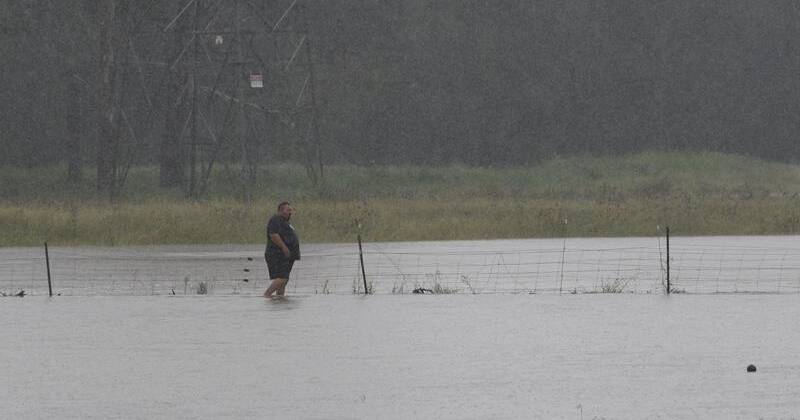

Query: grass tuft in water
left=592, top=277, right=631, bottom=294
left=317, top=279, right=333, bottom=295
left=196, top=281, right=210, bottom=295
left=431, top=282, right=459, bottom=294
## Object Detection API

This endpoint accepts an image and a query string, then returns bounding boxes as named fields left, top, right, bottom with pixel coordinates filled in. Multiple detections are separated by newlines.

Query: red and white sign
left=249, top=73, right=263, bottom=88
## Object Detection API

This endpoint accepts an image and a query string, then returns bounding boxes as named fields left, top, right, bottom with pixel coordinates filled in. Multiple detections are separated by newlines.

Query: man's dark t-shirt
left=266, top=215, right=300, bottom=261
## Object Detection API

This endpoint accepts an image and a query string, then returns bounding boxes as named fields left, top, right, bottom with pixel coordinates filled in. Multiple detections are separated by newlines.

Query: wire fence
left=2, top=236, right=800, bottom=296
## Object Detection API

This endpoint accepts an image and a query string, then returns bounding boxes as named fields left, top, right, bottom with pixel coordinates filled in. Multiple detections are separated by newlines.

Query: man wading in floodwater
left=264, top=201, right=300, bottom=297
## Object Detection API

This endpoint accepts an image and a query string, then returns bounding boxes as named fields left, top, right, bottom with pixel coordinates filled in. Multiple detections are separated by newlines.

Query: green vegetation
left=2, top=151, right=800, bottom=246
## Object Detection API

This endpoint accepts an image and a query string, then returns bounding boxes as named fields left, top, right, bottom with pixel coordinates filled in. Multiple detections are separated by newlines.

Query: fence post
left=559, top=218, right=568, bottom=294
left=45, top=242, right=53, bottom=297
left=666, top=226, right=670, bottom=295
left=357, top=234, right=368, bottom=294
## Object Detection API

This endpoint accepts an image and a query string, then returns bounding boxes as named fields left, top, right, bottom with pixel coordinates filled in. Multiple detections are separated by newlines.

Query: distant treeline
left=3, top=1, right=800, bottom=192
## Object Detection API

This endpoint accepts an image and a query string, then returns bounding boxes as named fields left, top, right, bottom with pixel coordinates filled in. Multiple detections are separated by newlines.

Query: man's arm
left=269, top=233, right=291, bottom=258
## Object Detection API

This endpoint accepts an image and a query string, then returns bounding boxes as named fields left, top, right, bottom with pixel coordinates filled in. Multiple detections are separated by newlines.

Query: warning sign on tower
left=249, top=73, right=263, bottom=88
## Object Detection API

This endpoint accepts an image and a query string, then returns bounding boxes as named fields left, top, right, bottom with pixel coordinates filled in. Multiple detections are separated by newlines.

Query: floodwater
left=3, top=237, right=800, bottom=418
left=3, top=235, right=800, bottom=296
left=2, top=294, right=799, bottom=419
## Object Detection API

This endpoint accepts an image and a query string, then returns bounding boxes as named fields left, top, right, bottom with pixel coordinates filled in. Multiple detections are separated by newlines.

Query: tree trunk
left=66, top=74, right=83, bottom=183
left=95, top=0, right=116, bottom=193
left=159, top=89, right=184, bottom=187
left=159, top=4, right=186, bottom=188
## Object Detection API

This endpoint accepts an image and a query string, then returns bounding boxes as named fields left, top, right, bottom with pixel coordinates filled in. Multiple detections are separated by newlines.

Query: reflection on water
left=263, top=295, right=301, bottom=310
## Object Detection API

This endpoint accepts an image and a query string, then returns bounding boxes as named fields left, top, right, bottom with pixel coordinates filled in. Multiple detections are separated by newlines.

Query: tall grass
left=2, top=151, right=800, bottom=246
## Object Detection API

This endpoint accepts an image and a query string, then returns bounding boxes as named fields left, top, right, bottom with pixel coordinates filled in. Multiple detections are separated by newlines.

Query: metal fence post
left=45, top=242, right=53, bottom=297
left=357, top=234, right=368, bottom=294
left=666, top=227, right=670, bottom=295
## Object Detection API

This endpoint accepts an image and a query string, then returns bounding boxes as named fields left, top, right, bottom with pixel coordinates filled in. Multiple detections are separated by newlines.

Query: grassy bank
left=2, top=151, right=800, bottom=246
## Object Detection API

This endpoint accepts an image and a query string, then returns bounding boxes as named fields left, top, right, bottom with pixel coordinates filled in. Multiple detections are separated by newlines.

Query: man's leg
left=264, top=278, right=288, bottom=297
left=276, top=261, right=294, bottom=296
left=276, top=278, right=289, bottom=295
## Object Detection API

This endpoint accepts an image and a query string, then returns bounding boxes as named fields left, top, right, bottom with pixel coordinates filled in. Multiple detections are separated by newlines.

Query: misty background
left=3, top=1, right=800, bottom=196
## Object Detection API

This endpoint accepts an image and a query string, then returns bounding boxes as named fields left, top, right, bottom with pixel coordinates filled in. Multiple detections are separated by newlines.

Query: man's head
left=277, top=201, right=293, bottom=220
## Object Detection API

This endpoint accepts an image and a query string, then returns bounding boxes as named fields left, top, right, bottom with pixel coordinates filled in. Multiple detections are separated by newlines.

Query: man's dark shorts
left=265, top=253, right=295, bottom=280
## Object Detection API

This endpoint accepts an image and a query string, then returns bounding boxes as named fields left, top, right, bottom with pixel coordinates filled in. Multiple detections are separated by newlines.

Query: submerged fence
left=2, top=234, right=800, bottom=296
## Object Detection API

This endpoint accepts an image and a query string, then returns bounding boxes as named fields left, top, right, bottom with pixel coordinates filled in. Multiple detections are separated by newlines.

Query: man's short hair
left=278, top=201, right=291, bottom=211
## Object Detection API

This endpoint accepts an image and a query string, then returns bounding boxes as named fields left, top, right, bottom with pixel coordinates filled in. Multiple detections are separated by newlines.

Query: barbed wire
left=3, top=238, right=800, bottom=296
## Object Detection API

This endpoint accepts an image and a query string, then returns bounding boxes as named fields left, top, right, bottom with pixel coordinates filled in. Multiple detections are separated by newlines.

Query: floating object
left=243, top=268, right=250, bottom=272
left=15, top=290, right=25, bottom=297
left=247, top=257, right=253, bottom=261
left=412, top=288, right=433, bottom=294
left=747, top=364, right=757, bottom=372
left=243, top=279, right=249, bottom=283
